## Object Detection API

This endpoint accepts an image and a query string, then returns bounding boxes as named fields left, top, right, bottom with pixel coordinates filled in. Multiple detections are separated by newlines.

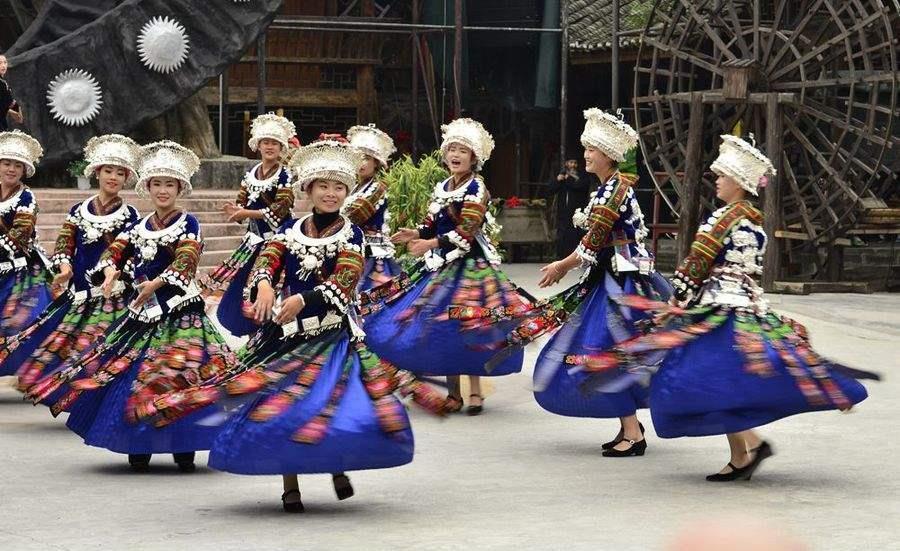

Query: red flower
left=505, top=196, right=522, bottom=208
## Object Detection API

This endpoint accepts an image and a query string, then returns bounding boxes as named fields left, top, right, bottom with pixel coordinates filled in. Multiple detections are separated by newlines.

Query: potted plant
left=67, top=159, right=91, bottom=190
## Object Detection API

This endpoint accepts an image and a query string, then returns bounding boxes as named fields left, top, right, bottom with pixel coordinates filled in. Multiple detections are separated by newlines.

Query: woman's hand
left=274, top=294, right=305, bottom=325
left=223, top=202, right=247, bottom=223
left=538, top=261, right=568, bottom=288
left=51, top=263, right=73, bottom=290
left=407, top=238, right=437, bottom=257
left=101, top=267, right=121, bottom=298
left=390, top=228, right=419, bottom=245
left=131, top=278, right=162, bottom=309
left=252, top=281, right=276, bottom=323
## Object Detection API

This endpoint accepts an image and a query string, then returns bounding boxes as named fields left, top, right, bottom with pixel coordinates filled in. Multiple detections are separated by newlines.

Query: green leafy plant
left=620, top=147, right=638, bottom=178
left=67, top=159, right=89, bottom=179
left=383, top=152, right=448, bottom=260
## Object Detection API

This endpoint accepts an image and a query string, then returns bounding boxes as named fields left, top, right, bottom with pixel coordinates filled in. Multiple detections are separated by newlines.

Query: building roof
left=568, top=0, right=651, bottom=52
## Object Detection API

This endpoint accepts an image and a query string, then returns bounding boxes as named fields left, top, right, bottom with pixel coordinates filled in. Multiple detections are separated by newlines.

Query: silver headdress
left=136, top=140, right=201, bottom=198
left=710, top=134, right=776, bottom=196
left=83, top=134, right=141, bottom=185
left=580, top=108, right=638, bottom=163
left=0, top=130, right=43, bottom=178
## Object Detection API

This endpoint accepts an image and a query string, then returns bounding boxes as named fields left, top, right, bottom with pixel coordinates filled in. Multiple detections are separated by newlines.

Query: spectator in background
left=1, top=55, right=24, bottom=131
left=547, top=158, right=590, bottom=258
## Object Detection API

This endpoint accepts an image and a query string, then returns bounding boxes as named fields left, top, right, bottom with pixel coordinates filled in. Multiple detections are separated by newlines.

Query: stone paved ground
left=1, top=265, right=897, bottom=550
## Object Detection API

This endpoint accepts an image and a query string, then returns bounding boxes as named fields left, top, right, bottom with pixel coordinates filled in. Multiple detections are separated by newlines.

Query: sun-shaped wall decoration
left=137, top=16, right=191, bottom=74
left=46, top=68, right=103, bottom=126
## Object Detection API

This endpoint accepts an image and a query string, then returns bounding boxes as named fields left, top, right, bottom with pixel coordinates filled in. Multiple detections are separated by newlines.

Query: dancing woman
left=452, top=109, right=670, bottom=454
left=129, top=138, right=446, bottom=512
left=205, top=113, right=296, bottom=336
left=0, top=130, right=52, bottom=349
left=574, top=135, right=873, bottom=480
left=1, top=135, right=140, bottom=388
left=361, top=118, right=532, bottom=415
left=27, top=141, right=236, bottom=473
left=343, top=124, right=401, bottom=291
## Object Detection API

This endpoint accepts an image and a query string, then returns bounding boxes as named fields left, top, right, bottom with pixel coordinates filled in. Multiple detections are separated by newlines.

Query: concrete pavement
left=1, top=264, right=897, bottom=550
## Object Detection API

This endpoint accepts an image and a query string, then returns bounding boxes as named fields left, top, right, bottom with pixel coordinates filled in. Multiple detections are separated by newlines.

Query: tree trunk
left=136, top=92, right=220, bottom=159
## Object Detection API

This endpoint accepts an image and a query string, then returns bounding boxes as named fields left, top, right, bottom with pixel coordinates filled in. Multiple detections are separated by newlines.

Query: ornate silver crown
left=710, top=134, right=776, bottom=196
left=290, top=139, right=364, bottom=191
left=136, top=140, right=201, bottom=198
left=580, top=108, right=639, bottom=163
left=83, top=134, right=141, bottom=185
left=248, top=113, right=296, bottom=152
left=440, top=118, right=495, bottom=170
left=0, top=130, right=43, bottom=178
left=347, top=124, right=396, bottom=166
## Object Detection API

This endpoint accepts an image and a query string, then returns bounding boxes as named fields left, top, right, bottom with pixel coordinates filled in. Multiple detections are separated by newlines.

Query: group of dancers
left=0, top=107, right=874, bottom=512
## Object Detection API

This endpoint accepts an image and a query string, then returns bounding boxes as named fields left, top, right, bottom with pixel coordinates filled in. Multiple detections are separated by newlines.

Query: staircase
left=31, top=189, right=311, bottom=272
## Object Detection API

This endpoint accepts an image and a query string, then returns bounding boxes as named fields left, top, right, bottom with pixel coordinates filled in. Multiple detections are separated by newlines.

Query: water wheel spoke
left=643, top=36, right=726, bottom=76
left=760, top=0, right=791, bottom=67
left=783, top=163, right=818, bottom=238
left=765, top=0, right=827, bottom=73
left=785, top=117, right=863, bottom=204
left=769, top=70, right=896, bottom=90
left=769, top=10, right=884, bottom=82
left=793, top=97, right=890, bottom=148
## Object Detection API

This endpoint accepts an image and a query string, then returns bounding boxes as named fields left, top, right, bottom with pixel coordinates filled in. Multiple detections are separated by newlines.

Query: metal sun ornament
left=46, top=68, right=103, bottom=126
left=137, top=16, right=190, bottom=74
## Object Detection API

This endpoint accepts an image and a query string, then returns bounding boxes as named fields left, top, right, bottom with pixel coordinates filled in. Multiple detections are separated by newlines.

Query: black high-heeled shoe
left=128, top=454, right=151, bottom=472
left=467, top=394, right=484, bottom=416
left=706, top=441, right=774, bottom=482
left=281, top=489, right=305, bottom=513
left=173, top=452, right=196, bottom=473
left=602, top=438, right=647, bottom=457
left=332, top=473, right=354, bottom=500
left=601, top=422, right=645, bottom=450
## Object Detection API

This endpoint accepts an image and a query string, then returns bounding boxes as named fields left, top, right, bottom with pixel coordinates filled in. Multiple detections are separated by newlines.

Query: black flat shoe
left=467, top=393, right=484, bottom=416
left=332, top=473, right=354, bottom=501
left=173, top=452, right=196, bottom=473
left=602, top=438, right=647, bottom=457
left=445, top=395, right=464, bottom=413
left=601, top=422, right=645, bottom=450
left=128, top=454, right=151, bottom=472
left=706, top=441, right=774, bottom=482
left=281, top=489, right=305, bottom=513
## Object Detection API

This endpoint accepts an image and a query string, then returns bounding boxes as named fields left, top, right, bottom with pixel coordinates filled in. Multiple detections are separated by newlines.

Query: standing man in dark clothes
left=0, top=55, right=24, bottom=131
left=547, top=158, right=591, bottom=258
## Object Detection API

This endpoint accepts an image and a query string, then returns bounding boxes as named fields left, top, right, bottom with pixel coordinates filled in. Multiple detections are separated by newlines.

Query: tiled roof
left=568, top=0, right=652, bottom=52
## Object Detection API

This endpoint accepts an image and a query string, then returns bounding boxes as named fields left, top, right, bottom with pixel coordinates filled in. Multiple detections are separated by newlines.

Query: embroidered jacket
left=248, top=214, right=365, bottom=325
left=0, top=185, right=39, bottom=261
left=416, top=176, right=502, bottom=270
left=571, top=172, right=651, bottom=270
left=51, top=196, right=139, bottom=292
left=342, top=178, right=394, bottom=259
left=671, top=200, right=766, bottom=308
left=236, top=163, right=295, bottom=237
left=89, top=211, right=203, bottom=316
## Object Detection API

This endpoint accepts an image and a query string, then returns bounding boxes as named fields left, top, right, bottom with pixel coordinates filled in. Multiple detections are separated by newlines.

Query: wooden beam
left=635, top=91, right=797, bottom=104
left=677, top=93, right=704, bottom=264
left=762, top=94, right=784, bottom=292
left=201, top=87, right=358, bottom=108
left=239, top=56, right=383, bottom=66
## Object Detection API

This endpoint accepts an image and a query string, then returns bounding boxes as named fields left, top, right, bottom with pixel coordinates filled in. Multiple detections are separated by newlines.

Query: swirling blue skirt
left=534, top=273, right=670, bottom=418
left=359, top=256, right=402, bottom=292
left=364, top=260, right=525, bottom=377
left=650, top=315, right=869, bottom=438
left=209, top=335, right=414, bottom=475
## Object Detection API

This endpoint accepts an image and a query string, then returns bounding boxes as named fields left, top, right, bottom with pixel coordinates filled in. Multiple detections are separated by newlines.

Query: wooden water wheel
left=632, top=0, right=898, bottom=286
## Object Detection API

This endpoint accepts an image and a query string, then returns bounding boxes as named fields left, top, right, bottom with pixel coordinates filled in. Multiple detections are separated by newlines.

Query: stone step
left=36, top=221, right=249, bottom=239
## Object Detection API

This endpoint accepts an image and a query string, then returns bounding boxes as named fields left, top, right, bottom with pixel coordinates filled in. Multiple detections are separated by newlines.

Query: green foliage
left=620, top=147, right=638, bottom=176
left=67, top=159, right=89, bottom=179
left=384, top=151, right=448, bottom=234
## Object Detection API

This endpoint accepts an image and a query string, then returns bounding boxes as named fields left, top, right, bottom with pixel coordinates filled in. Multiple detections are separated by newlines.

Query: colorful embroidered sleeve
left=235, top=178, right=249, bottom=208
left=575, top=176, right=631, bottom=265
left=261, top=172, right=295, bottom=229
left=441, top=179, right=489, bottom=254
left=89, top=231, right=133, bottom=284
left=671, top=201, right=764, bottom=302
left=307, top=226, right=365, bottom=313
left=0, top=190, right=37, bottom=258
left=417, top=211, right=437, bottom=240
left=344, top=180, right=387, bottom=226
left=51, top=204, right=80, bottom=268
left=159, top=215, right=203, bottom=291
left=247, top=238, right=287, bottom=293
